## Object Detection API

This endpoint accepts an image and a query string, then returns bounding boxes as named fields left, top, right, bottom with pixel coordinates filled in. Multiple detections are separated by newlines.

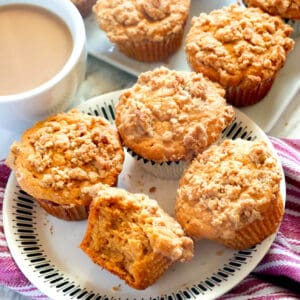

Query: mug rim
left=0, top=0, right=86, bottom=102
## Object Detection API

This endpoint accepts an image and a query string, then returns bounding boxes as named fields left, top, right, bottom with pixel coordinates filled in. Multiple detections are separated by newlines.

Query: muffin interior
left=80, top=185, right=193, bottom=289
left=84, top=200, right=164, bottom=287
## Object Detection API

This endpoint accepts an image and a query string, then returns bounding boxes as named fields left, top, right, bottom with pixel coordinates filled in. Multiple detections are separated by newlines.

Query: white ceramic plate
left=84, top=0, right=300, bottom=133
left=3, top=90, right=286, bottom=300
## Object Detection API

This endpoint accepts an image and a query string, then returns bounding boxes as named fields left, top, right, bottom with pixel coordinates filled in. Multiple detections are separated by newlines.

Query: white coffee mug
left=0, top=0, right=87, bottom=132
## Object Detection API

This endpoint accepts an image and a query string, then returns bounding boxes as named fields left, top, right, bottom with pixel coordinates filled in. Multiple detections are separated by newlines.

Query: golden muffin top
left=185, top=4, right=294, bottom=87
left=176, top=139, right=282, bottom=240
left=115, top=67, right=234, bottom=162
left=6, top=109, right=124, bottom=206
left=93, top=0, right=190, bottom=42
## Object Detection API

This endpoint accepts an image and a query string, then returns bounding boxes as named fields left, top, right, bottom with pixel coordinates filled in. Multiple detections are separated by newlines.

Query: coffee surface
left=0, top=4, right=73, bottom=96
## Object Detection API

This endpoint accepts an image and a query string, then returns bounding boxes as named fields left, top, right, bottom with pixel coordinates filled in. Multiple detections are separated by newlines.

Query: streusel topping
left=115, top=67, right=234, bottom=162
left=83, top=183, right=194, bottom=262
left=185, top=4, right=294, bottom=86
left=176, top=139, right=282, bottom=240
left=93, top=0, right=190, bottom=42
left=6, top=109, right=124, bottom=205
left=244, top=0, right=300, bottom=19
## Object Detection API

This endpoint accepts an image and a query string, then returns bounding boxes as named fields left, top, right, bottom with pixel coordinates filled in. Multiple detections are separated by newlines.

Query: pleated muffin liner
left=225, top=77, right=275, bottom=107
left=215, top=196, right=284, bottom=250
left=127, top=149, right=189, bottom=180
left=117, top=29, right=184, bottom=62
left=36, top=198, right=89, bottom=221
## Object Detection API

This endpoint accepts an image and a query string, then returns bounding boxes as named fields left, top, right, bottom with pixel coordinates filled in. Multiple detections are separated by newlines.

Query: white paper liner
left=128, top=150, right=189, bottom=180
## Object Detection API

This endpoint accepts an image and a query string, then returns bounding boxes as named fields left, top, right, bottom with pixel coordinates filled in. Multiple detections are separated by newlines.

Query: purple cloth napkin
left=1, top=137, right=300, bottom=299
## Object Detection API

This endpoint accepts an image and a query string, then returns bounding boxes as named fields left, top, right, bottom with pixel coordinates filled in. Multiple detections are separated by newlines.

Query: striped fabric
left=0, top=137, right=300, bottom=299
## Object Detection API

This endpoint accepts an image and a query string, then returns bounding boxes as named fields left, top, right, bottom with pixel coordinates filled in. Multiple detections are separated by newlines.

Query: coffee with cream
left=0, top=4, right=73, bottom=95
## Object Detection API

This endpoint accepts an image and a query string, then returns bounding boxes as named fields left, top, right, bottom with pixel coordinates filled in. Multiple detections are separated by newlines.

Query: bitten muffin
left=185, top=4, right=294, bottom=106
left=71, top=0, right=97, bottom=17
left=176, top=139, right=284, bottom=250
left=5, top=109, right=124, bottom=221
left=115, top=67, right=234, bottom=179
left=243, top=0, right=300, bottom=37
left=93, top=0, right=190, bottom=62
left=80, top=184, right=193, bottom=290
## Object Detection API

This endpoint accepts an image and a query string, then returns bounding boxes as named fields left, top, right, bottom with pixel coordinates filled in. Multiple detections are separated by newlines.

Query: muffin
left=115, top=67, right=235, bottom=179
left=80, top=183, right=193, bottom=290
left=5, top=109, right=124, bottom=221
left=176, top=139, right=284, bottom=250
left=71, top=0, right=97, bottom=17
left=243, top=0, right=300, bottom=37
left=93, top=0, right=190, bottom=62
left=185, top=4, right=294, bottom=107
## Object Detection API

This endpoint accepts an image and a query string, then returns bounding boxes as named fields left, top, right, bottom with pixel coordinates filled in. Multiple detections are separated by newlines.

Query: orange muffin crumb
left=80, top=184, right=194, bottom=289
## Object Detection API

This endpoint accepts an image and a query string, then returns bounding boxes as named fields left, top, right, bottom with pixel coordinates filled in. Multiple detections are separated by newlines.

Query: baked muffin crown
left=244, top=0, right=300, bottom=20
left=115, top=67, right=234, bottom=162
left=6, top=109, right=124, bottom=206
left=93, top=0, right=190, bottom=42
left=185, top=3, right=294, bottom=87
left=176, top=139, right=283, bottom=242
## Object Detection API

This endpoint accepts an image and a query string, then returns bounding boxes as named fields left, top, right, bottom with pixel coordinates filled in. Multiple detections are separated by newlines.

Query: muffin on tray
left=80, top=183, right=194, bottom=290
left=93, top=0, right=190, bottom=62
left=71, top=0, right=97, bottom=17
left=243, top=0, right=300, bottom=37
left=176, top=139, right=284, bottom=250
left=6, top=109, right=124, bottom=221
left=185, top=4, right=294, bottom=107
left=115, top=67, right=235, bottom=179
